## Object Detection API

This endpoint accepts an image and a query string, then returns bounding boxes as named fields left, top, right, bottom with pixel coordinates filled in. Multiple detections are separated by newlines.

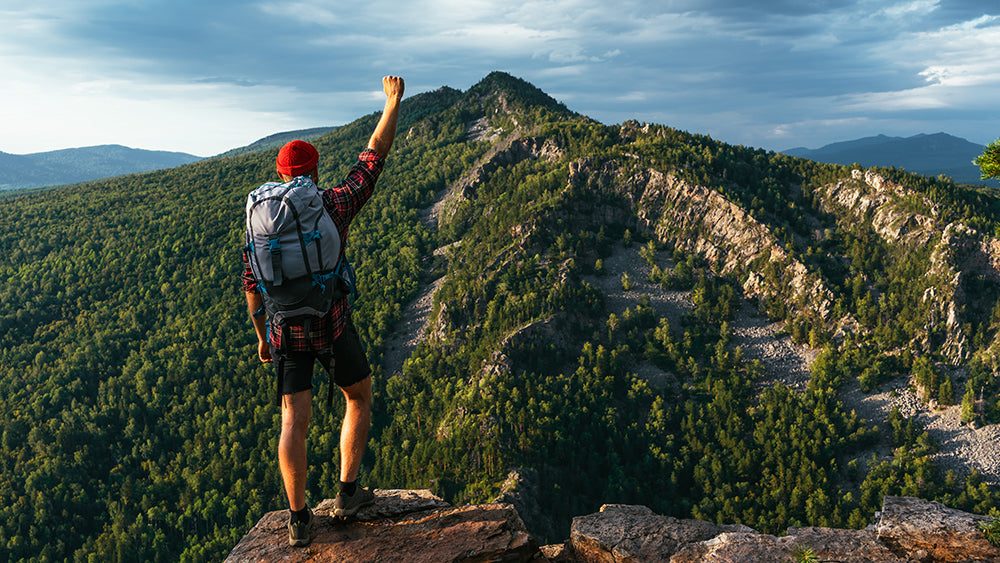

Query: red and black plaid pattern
left=242, top=149, right=384, bottom=351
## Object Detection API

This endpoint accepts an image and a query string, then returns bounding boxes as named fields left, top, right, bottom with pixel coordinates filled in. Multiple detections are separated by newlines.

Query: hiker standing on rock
left=242, top=75, right=404, bottom=547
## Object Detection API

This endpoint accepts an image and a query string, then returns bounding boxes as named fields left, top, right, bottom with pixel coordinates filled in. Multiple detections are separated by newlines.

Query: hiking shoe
left=333, top=486, right=375, bottom=518
left=288, top=508, right=313, bottom=547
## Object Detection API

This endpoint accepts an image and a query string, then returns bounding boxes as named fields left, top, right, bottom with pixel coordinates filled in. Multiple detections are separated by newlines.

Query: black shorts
left=271, top=319, right=371, bottom=396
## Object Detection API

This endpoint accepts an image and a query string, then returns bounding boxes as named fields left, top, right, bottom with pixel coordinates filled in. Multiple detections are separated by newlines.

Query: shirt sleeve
left=322, top=148, right=385, bottom=233
left=241, top=249, right=258, bottom=293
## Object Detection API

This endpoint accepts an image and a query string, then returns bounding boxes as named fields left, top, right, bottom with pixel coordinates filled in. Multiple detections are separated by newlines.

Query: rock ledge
left=225, top=492, right=999, bottom=563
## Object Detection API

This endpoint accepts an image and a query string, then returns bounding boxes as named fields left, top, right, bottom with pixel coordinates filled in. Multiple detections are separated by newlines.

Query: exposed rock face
left=223, top=489, right=539, bottom=563
left=876, top=495, right=1000, bottom=562
left=567, top=157, right=847, bottom=333
left=821, top=169, right=940, bottom=247
left=226, top=493, right=999, bottom=562
left=570, top=504, right=756, bottom=562
left=814, top=168, right=1000, bottom=363
left=431, top=135, right=565, bottom=228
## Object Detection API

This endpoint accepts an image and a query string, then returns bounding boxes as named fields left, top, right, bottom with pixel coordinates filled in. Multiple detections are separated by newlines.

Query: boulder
left=570, top=504, right=754, bottom=562
left=876, top=495, right=1000, bottom=562
left=569, top=498, right=998, bottom=562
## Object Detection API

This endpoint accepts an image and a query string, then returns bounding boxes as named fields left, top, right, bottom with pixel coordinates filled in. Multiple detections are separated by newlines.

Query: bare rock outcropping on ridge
left=225, top=491, right=1000, bottom=562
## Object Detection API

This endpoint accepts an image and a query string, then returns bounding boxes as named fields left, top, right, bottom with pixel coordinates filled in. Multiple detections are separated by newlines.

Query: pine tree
left=621, top=272, right=632, bottom=291
left=938, top=376, right=954, bottom=407
left=974, top=138, right=1000, bottom=180
left=961, top=381, right=976, bottom=424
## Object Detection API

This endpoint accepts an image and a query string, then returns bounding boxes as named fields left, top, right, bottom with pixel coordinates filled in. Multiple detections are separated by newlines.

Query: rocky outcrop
left=567, top=158, right=848, bottom=334
left=815, top=168, right=1000, bottom=363
left=224, top=489, right=539, bottom=563
left=430, top=136, right=565, bottom=229
left=226, top=493, right=999, bottom=563
left=575, top=509, right=886, bottom=562
left=568, top=496, right=1000, bottom=563
left=876, top=495, right=999, bottom=562
left=571, top=504, right=757, bottom=562
left=819, top=169, right=940, bottom=247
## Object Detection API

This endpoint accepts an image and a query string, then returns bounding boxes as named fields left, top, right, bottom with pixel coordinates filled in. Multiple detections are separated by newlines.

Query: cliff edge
left=225, top=491, right=999, bottom=562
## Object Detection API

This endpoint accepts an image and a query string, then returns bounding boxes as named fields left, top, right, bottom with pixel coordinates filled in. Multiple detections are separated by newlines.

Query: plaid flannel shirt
left=242, top=148, right=384, bottom=351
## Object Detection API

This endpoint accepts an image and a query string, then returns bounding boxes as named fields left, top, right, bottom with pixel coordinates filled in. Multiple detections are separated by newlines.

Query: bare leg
left=279, top=389, right=312, bottom=510
left=339, top=376, right=372, bottom=483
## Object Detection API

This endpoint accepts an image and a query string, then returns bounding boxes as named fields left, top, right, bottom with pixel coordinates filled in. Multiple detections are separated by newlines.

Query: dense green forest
left=1, top=72, right=998, bottom=562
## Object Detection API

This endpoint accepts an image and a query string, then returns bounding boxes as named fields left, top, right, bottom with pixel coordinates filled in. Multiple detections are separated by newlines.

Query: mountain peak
left=466, top=71, right=576, bottom=120
left=471, top=71, right=536, bottom=92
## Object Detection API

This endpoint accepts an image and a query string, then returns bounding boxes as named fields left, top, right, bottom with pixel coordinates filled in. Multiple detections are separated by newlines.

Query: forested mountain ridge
left=2, top=71, right=999, bottom=562
left=210, top=127, right=339, bottom=159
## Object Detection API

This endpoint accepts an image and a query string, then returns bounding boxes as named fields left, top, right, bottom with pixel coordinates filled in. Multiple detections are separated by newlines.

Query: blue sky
left=1, top=0, right=998, bottom=157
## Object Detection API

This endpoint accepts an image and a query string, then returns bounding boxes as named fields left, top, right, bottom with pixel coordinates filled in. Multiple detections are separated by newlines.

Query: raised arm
left=367, top=76, right=405, bottom=157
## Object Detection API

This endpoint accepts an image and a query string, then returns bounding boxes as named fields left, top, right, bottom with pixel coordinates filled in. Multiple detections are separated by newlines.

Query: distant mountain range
left=0, top=145, right=203, bottom=191
left=0, top=126, right=341, bottom=191
left=210, top=126, right=338, bottom=159
left=783, top=133, right=990, bottom=186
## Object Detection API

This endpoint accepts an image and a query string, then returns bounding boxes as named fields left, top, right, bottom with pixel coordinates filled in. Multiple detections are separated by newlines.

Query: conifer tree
left=974, top=139, right=1000, bottom=180
left=961, top=381, right=976, bottom=424
left=938, top=376, right=953, bottom=407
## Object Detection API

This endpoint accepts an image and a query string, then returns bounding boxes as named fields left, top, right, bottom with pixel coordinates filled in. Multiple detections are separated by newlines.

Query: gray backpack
left=245, top=177, right=354, bottom=327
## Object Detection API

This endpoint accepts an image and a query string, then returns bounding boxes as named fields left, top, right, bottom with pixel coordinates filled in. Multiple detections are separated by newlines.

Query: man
left=242, top=75, right=404, bottom=547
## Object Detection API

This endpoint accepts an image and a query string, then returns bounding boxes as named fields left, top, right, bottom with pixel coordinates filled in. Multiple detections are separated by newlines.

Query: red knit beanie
left=276, top=140, right=319, bottom=176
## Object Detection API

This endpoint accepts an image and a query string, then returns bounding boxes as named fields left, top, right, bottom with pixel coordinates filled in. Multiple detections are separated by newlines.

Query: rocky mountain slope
left=367, top=75, right=1000, bottom=541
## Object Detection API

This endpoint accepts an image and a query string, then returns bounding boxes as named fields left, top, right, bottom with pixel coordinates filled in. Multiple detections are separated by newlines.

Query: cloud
left=845, top=11, right=1000, bottom=114
left=878, top=0, right=940, bottom=19
left=839, top=88, right=951, bottom=112
left=1, top=0, right=998, bottom=155
left=257, top=1, right=341, bottom=26
left=0, top=66, right=301, bottom=155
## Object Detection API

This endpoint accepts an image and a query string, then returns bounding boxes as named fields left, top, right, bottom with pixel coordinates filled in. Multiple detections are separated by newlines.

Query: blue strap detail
left=303, top=230, right=323, bottom=245
left=340, top=258, right=359, bottom=302
left=312, top=271, right=338, bottom=292
left=268, top=237, right=283, bottom=286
